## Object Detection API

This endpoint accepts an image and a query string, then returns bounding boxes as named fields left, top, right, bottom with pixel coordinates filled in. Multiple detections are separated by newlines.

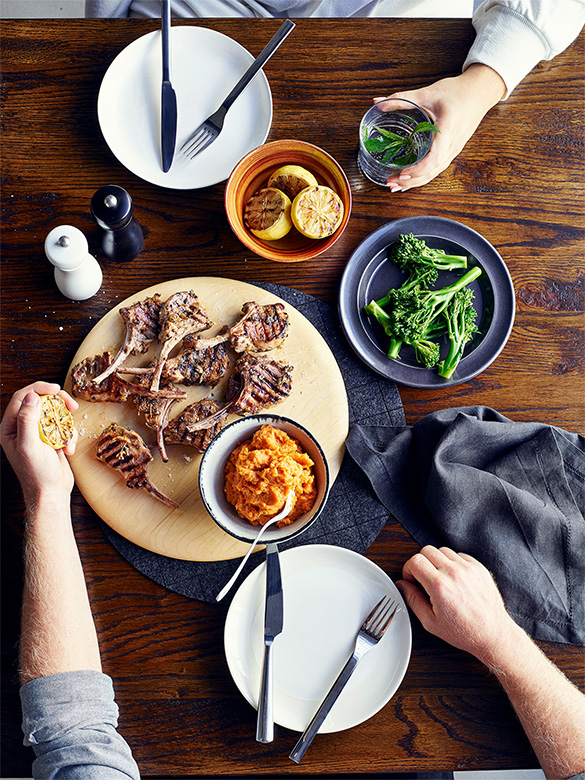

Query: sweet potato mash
left=224, top=424, right=317, bottom=526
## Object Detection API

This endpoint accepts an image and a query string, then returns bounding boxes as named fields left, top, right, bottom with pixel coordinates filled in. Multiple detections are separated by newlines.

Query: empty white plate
left=224, top=544, right=411, bottom=733
left=98, top=26, right=272, bottom=189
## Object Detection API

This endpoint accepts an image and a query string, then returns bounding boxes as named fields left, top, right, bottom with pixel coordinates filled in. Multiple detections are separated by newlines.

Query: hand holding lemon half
left=244, top=164, right=344, bottom=242
left=38, top=394, right=75, bottom=449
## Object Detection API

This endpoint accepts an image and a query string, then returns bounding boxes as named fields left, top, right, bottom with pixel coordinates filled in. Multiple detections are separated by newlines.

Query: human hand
left=375, top=64, right=506, bottom=191
left=396, top=546, right=518, bottom=666
left=0, top=382, right=78, bottom=505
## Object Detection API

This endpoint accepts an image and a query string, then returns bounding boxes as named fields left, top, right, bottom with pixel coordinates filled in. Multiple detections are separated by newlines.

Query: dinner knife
left=256, top=543, right=283, bottom=743
left=160, top=0, right=177, bottom=172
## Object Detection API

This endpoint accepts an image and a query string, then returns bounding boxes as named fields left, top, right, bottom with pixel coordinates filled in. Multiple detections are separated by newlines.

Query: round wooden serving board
left=65, top=278, right=349, bottom=562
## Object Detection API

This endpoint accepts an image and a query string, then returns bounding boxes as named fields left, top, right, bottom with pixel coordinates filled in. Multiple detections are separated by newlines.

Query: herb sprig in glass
left=363, top=120, right=439, bottom=167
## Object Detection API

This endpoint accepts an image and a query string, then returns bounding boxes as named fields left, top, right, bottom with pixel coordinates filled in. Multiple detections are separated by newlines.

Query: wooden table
left=1, top=18, right=583, bottom=778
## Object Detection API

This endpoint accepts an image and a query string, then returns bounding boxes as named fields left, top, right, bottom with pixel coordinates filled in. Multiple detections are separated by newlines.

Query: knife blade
left=160, top=0, right=177, bottom=172
left=256, top=543, right=283, bottom=743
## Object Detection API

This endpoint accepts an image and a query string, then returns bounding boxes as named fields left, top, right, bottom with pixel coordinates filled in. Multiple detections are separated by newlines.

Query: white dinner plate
left=224, top=544, right=411, bottom=733
left=97, top=27, right=273, bottom=189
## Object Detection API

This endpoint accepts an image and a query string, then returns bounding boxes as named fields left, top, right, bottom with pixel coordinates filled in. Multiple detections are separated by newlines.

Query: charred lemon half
left=244, top=187, right=293, bottom=241
left=291, top=185, right=344, bottom=239
left=267, top=164, right=319, bottom=200
left=38, top=394, right=75, bottom=449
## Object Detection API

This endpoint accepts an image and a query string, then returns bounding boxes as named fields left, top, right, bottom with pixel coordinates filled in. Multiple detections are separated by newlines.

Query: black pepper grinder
left=90, top=185, right=144, bottom=262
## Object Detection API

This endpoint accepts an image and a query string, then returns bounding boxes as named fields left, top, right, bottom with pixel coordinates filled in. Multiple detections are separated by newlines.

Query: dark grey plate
left=338, top=216, right=515, bottom=388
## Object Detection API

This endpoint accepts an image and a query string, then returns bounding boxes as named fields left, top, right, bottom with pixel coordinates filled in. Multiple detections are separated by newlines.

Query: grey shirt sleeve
left=20, top=670, right=140, bottom=780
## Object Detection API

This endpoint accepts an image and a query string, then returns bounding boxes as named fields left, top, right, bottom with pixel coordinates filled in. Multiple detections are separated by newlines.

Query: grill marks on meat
left=96, top=423, right=178, bottom=508
left=226, top=354, right=293, bottom=415
left=151, top=291, right=212, bottom=391
left=162, top=336, right=229, bottom=386
left=72, top=352, right=133, bottom=403
left=229, top=301, right=289, bottom=353
left=93, top=295, right=162, bottom=384
left=164, top=399, right=230, bottom=453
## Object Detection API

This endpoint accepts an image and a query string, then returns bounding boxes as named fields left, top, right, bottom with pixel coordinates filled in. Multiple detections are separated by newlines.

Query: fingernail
left=398, top=174, right=412, bottom=181
left=389, top=185, right=402, bottom=193
left=23, top=392, right=39, bottom=406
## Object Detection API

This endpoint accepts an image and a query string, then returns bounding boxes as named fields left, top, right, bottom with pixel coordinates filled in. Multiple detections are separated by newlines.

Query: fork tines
left=362, top=596, right=398, bottom=639
left=181, top=127, right=215, bottom=159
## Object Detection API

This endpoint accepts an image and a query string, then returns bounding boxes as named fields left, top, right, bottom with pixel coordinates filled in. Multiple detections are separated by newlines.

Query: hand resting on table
left=397, top=546, right=585, bottom=780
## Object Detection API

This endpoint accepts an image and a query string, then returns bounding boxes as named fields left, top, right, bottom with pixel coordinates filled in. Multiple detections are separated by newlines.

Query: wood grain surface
left=1, top=18, right=584, bottom=778
left=64, top=276, right=348, bottom=561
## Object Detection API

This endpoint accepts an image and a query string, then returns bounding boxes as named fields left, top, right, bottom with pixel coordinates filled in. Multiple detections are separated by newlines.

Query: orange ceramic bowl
left=225, top=139, right=352, bottom=262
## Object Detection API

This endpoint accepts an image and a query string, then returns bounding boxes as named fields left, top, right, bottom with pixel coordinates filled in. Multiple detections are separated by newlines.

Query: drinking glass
left=358, top=98, right=435, bottom=186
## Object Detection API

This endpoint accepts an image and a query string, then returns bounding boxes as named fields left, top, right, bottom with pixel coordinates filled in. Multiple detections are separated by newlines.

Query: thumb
left=17, top=392, right=43, bottom=448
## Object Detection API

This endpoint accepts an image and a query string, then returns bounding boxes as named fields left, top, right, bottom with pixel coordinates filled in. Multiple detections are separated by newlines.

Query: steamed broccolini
left=364, top=232, right=482, bottom=376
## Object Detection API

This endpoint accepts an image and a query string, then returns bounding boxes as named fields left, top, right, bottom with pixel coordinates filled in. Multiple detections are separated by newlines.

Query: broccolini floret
left=388, top=232, right=468, bottom=273
left=437, top=287, right=480, bottom=379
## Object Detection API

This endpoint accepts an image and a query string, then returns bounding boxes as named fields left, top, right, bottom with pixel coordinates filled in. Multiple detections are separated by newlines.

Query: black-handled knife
left=256, top=543, right=284, bottom=743
left=160, top=0, right=177, bottom=172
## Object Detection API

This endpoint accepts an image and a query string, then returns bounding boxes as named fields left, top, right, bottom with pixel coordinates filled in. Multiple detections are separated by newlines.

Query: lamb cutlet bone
left=93, top=294, right=162, bottom=384
left=150, top=291, right=212, bottom=392
left=95, top=423, right=178, bottom=508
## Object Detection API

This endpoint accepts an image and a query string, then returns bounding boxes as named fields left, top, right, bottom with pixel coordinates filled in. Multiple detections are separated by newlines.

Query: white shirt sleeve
left=463, top=0, right=585, bottom=98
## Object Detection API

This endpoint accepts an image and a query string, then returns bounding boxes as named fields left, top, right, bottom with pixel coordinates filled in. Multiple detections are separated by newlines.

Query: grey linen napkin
left=346, top=406, right=585, bottom=646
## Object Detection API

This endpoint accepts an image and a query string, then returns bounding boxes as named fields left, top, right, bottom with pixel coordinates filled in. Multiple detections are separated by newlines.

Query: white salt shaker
left=44, top=225, right=102, bottom=301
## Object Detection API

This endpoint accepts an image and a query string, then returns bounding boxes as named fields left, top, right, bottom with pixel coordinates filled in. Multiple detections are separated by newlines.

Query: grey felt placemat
left=99, top=283, right=405, bottom=602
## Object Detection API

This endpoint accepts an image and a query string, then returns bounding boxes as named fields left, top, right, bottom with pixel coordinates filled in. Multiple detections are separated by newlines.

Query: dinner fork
left=180, top=19, right=295, bottom=160
left=289, top=595, right=399, bottom=764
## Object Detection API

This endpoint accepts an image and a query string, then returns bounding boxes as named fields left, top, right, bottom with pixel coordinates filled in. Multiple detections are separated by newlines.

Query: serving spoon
left=215, top=492, right=294, bottom=602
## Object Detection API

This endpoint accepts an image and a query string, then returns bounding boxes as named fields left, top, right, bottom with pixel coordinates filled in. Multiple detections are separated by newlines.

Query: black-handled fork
left=180, top=19, right=295, bottom=160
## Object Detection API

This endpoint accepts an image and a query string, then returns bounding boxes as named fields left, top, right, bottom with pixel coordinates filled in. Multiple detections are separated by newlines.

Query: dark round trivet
left=100, top=283, right=405, bottom=603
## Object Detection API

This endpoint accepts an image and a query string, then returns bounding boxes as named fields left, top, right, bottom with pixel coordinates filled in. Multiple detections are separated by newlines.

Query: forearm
left=482, top=622, right=585, bottom=780
left=20, top=492, right=101, bottom=684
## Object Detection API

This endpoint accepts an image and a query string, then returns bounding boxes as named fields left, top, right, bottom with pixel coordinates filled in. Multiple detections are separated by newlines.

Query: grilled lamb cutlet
left=229, top=301, right=289, bottom=353
left=164, top=399, right=230, bottom=453
left=93, top=294, right=162, bottom=384
left=150, top=291, right=212, bottom=391
left=226, top=353, right=293, bottom=415
left=95, top=423, right=178, bottom=508
left=71, top=352, right=133, bottom=403
left=71, top=352, right=185, bottom=404
left=162, top=335, right=229, bottom=386
left=131, top=373, right=186, bottom=462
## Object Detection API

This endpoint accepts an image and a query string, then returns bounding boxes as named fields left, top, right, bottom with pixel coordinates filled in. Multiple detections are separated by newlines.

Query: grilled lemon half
left=38, top=394, right=75, bottom=449
left=267, top=164, right=319, bottom=200
left=291, top=185, right=344, bottom=239
left=244, top=187, right=293, bottom=240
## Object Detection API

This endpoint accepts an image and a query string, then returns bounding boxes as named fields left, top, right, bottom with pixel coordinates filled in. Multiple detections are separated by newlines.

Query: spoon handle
left=215, top=524, right=269, bottom=602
